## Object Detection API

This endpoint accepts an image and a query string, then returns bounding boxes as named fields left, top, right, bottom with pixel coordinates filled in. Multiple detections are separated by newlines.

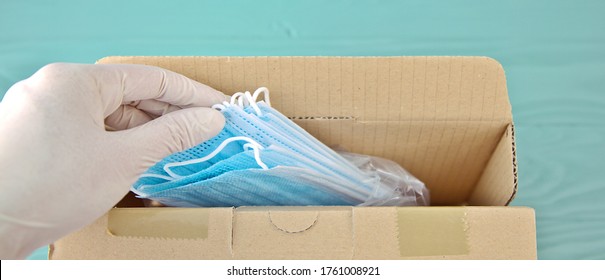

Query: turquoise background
left=1, top=0, right=604, bottom=259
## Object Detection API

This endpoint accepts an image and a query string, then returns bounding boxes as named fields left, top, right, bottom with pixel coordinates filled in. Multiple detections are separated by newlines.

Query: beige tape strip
left=108, top=208, right=209, bottom=239
left=397, top=207, right=469, bottom=257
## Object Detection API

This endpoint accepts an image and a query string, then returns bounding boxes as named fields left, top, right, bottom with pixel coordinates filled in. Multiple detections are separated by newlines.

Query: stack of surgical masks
left=132, top=87, right=429, bottom=207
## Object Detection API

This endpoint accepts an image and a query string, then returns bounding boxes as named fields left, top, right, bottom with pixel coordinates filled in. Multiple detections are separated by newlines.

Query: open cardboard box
left=50, top=56, right=536, bottom=259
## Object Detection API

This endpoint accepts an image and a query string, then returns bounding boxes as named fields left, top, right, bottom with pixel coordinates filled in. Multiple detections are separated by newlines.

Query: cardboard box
left=50, top=56, right=536, bottom=259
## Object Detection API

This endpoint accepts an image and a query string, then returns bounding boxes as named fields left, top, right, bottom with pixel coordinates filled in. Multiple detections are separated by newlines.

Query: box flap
left=97, top=56, right=511, bottom=123
left=51, top=206, right=536, bottom=259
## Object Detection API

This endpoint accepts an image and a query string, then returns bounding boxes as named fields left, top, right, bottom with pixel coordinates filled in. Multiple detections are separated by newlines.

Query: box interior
left=101, top=56, right=516, bottom=206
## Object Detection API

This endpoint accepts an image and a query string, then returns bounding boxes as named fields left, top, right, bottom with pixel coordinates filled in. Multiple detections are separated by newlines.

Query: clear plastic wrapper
left=337, top=151, right=429, bottom=206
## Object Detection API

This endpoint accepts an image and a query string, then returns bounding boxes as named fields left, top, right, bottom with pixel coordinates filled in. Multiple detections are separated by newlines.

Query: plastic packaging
left=336, top=151, right=430, bottom=206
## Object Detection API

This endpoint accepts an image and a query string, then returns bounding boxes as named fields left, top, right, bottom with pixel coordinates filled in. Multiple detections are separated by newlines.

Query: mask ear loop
left=242, top=143, right=268, bottom=170
left=243, top=87, right=271, bottom=116
left=243, top=91, right=263, bottom=116
left=230, top=92, right=246, bottom=108
left=252, top=87, right=271, bottom=107
left=214, top=90, right=248, bottom=111
left=212, top=100, right=234, bottom=111
left=161, top=136, right=269, bottom=179
left=212, top=103, right=226, bottom=111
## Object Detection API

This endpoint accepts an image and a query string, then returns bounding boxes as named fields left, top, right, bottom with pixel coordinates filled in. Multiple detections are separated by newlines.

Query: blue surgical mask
left=134, top=142, right=361, bottom=206
left=220, top=94, right=380, bottom=198
left=132, top=87, right=429, bottom=207
left=140, top=166, right=358, bottom=207
left=249, top=101, right=377, bottom=185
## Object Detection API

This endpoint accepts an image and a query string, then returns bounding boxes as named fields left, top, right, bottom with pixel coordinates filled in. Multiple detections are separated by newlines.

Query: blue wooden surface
left=1, top=0, right=604, bottom=260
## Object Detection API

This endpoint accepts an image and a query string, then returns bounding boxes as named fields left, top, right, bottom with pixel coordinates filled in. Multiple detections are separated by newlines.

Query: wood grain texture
left=510, top=126, right=605, bottom=259
left=0, top=0, right=603, bottom=259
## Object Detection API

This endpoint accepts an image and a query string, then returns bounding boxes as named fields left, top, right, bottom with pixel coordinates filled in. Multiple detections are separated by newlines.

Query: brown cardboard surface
left=353, top=207, right=536, bottom=259
left=107, top=208, right=209, bottom=239
left=49, top=56, right=535, bottom=260
left=470, top=124, right=518, bottom=205
left=50, top=208, right=233, bottom=260
left=50, top=206, right=536, bottom=260
left=397, top=207, right=469, bottom=257
left=233, top=207, right=354, bottom=259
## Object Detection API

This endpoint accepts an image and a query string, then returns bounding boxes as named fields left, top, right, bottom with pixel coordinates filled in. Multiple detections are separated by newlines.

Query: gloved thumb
left=114, top=107, right=225, bottom=174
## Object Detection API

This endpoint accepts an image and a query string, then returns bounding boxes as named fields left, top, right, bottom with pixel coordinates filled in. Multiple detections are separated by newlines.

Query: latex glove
left=0, top=63, right=226, bottom=259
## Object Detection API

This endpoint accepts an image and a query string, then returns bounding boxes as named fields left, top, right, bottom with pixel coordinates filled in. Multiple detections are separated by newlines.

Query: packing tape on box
left=107, top=208, right=210, bottom=239
left=104, top=207, right=469, bottom=257
left=397, top=207, right=469, bottom=257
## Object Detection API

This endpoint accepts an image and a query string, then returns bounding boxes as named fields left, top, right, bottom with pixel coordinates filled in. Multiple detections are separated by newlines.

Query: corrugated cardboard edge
left=469, top=123, right=517, bottom=205
left=506, top=123, right=519, bottom=205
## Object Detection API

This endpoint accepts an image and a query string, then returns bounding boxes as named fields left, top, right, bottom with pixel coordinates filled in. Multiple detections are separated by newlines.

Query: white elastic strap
left=243, top=143, right=269, bottom=170
left=163, top=136, right=268, bottom=178
left=230, top=92, right=246, bottom=108
left=244, top=91, right=263, bottom=116
left=252, top=87, right=271, bottom=106
left=212, top=104, right=226, bottom=110
left=231, top=91, right=250, bottom=108
left=225, top=87, right=272, bottom=112
left=233, top=94, right=243, bottom=108
left=212, top=101, right=231, bottom=111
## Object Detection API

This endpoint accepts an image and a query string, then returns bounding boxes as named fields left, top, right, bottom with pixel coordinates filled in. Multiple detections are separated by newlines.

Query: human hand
left=0, top=63, right=226, bottom=259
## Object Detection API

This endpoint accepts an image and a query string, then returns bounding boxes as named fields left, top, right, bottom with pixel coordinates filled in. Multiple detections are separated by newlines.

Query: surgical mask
left=138, top=128, right=243, bottom=182
left=216, top=90, right=381, bottom=198
left=231, top=89, right=393, bottom=200
left=133, top=87, right=429, bottom=207
left=141, top=166, right=358, bottom=207
left=134, top=139, right=361, bottom=206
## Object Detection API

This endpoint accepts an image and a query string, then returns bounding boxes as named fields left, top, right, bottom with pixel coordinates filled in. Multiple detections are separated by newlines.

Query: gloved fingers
left=82, top=63, right=227, bottom=118
left=106, top=100, right=187, bottom=130
left=111, top=107, right=225, bottom=171
left=104, top=105, right=153, bottom=131
left=16, top=63, right=227, bottom=119
left=127, top=99, right=182, bottom=118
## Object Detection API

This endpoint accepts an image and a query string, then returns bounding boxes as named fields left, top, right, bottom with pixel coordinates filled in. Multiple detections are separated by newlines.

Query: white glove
left=0, top=63, right=226, bottom=259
